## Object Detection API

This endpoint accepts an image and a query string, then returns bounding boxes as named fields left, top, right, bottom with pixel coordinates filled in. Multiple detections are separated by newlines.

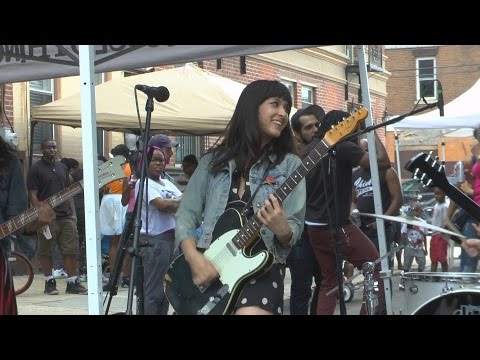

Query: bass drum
left=402, top=272, right=480, bottom=314
left=412, top=289, right=480, bottom=315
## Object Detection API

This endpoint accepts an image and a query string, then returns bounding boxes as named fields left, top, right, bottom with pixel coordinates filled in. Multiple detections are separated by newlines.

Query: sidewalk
left=16, top=245, right=463, bottom=315
left=16, top=276, right=132, bottom=315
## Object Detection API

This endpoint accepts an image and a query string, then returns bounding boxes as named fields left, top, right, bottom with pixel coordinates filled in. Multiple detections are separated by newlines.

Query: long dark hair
left=208, top=80, right=295, bottom=175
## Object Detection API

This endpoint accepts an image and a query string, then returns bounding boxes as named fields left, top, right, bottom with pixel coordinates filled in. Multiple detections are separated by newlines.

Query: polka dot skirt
left=234, top=263, right=285, bottom=315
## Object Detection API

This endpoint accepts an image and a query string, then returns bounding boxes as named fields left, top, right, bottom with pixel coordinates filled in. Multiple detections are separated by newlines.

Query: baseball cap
left=148, top=134, right=179, bottom=148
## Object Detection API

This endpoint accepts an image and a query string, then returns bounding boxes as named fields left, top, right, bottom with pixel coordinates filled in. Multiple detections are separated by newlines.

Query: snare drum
left=401, top=272, right=480, bottom=315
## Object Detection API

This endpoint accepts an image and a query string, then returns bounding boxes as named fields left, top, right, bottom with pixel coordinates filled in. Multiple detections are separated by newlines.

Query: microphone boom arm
left=340, top=101, right=440, bottom=144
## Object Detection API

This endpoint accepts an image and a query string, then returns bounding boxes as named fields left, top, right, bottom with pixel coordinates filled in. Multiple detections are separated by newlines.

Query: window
left=301, top=85, right=314, bottom=109
left=175, top=135, right=202, bottom=164
left=280, top=80, right=295, bottom=106
left=345, top=45, right=357, bottom=64
left=30, top=79, right=54, bottom=155
left=94, top=73, right=105, bottom=156
left=368, top=45, right=383, bottom=72
left=416, top=58, right=436, bottom=100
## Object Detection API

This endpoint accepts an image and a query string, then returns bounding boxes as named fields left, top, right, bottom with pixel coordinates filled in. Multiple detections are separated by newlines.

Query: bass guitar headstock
left=404, top=152, right=449, bottom=190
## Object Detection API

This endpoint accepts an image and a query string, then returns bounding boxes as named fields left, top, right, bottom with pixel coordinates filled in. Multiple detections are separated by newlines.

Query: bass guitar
left=0, top=155, right=126, bottom=240
left=405, top=152, right=480, bottom=242
left=165, top=108, right=368, bottom=315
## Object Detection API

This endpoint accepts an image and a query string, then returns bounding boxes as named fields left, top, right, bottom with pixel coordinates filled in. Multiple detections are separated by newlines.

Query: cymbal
left=358, top=212, right=466, bottom=239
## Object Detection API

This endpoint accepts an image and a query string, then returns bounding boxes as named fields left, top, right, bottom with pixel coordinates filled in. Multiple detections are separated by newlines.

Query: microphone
left=437, top=81, right=444, bottom=117
left=135, top=85, right=170, bottom=102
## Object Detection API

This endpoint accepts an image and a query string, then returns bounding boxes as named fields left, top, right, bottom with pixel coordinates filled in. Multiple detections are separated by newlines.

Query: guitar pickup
left=197, top=284, right=229, bottom=315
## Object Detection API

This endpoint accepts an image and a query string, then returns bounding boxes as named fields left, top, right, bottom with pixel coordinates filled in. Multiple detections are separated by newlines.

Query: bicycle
left=8, top=250, right=34, bottom=296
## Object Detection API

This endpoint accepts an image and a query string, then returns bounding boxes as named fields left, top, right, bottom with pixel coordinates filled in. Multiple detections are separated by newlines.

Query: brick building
left=0, top=46, right=389, bottom=171
left=385, top=45, right=480, bottom=179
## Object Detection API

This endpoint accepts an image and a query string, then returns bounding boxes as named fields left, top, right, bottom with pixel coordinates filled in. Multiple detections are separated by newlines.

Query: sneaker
left=121, top=277, right=130, bottom=288
left=66, top=279, right=88, bottom=295
left=52, top=268, right=68, bottom=279
left=78, top=274, right=87, bottom=283
left=44, top=278, right=59, bottom=295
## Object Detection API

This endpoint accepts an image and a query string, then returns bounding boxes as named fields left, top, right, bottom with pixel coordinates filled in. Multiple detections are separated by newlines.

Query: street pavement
left=16, top=246, right=465, bottom=316
left=16, top=276, right=133, bottom=315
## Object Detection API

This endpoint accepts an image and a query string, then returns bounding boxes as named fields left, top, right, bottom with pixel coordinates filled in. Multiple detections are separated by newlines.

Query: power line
left=388, top=62, right=480, bottom=72
left=388, top=68, right=480, bottom=80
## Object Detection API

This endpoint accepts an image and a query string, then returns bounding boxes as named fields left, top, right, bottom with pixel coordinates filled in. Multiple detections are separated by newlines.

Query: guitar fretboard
left=231, top=138, right=331, bottom=249
left=441, top=185, right=480, bottom=223
left=0, top=181, right=84, bottom=240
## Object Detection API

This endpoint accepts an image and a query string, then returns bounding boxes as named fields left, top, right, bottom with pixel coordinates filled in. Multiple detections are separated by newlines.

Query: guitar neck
left=444, top=183, right=480, bottom=223
left=232, top=138, right=330, bottom=249
left=0, top=181, right=84, bottom=240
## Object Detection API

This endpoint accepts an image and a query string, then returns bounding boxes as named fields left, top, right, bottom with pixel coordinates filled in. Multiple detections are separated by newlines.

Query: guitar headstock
left=98, top=155, right=128, bottom=187
left=404, top=152, right=449, bottom=190
left=323, top=107, right=367, bottom=146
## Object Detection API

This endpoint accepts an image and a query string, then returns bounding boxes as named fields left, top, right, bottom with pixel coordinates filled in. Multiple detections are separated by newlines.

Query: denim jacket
left=175, top=151, right=306, bottom=264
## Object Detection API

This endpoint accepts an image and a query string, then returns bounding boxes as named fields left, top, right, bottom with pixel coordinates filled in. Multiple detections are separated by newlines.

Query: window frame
left=300, top=84, right=315, bottom=109
left=94, top=73, right=105, bottom=156
left=280, top=79, right=295, bottom=103
left=30, top=79, right=54, bottom=155
left=416, top=57, right=437, bottom=100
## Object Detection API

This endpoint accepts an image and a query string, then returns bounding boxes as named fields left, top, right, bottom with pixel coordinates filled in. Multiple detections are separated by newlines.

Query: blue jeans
left=460, top=219, right=479, bottom=272
left=286, top=228, right=321, bottom=315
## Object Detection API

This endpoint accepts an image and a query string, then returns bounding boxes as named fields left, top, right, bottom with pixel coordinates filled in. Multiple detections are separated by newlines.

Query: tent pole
left=358, top=45, right=393, bottom=315
left=441, top=132, right=446, bottom=161
left=29, top=120, right=37, bottom=168
left=394, top=128, right=402, bottom=181
left=79, top=45, right=103, bottom=315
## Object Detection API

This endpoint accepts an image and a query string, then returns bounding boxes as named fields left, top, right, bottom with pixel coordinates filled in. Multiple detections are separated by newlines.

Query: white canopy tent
left=0, top=45, right=312, bottom=84
left=388, top=77, right=480, bottom=178
left=392, top=77, right=480, bottom=130
left=31, top=64, right=247, bottom=136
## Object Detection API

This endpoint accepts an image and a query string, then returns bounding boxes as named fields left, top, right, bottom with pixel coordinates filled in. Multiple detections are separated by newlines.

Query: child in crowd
left=401, top=202, right=428, bottom=273
left=430, top=187, right=450, bottom=272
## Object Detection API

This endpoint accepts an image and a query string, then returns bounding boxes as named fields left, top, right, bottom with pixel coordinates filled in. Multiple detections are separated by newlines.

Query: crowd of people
left=3, top=77, right=480, bottom=316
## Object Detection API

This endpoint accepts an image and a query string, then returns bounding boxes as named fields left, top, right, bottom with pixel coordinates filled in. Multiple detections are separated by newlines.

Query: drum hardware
left=362, top=261, right=378, bottom=315
left=327, top=243, right=405, bottom=315
left=441, top=284, right=453, bottom=294
left=401, top=272, right=480, bottom=314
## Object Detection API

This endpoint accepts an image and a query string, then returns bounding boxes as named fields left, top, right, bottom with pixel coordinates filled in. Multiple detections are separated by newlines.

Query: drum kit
left=337, top=211, right=480, bottom=315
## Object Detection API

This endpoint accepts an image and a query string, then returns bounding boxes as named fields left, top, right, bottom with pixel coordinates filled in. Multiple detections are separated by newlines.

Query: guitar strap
left=240, top=160, right=273, bottom=218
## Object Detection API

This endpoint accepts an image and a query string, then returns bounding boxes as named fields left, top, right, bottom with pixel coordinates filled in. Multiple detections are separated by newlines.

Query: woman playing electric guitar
left=173, top=80, right=306, bottom=315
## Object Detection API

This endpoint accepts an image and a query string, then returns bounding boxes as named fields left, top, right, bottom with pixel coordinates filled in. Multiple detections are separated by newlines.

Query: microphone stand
left=341, top=102, right=440, bottom=144
left=124, top=94, right=156, bottom=315
left=329, top=149, right=347, bottom=315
